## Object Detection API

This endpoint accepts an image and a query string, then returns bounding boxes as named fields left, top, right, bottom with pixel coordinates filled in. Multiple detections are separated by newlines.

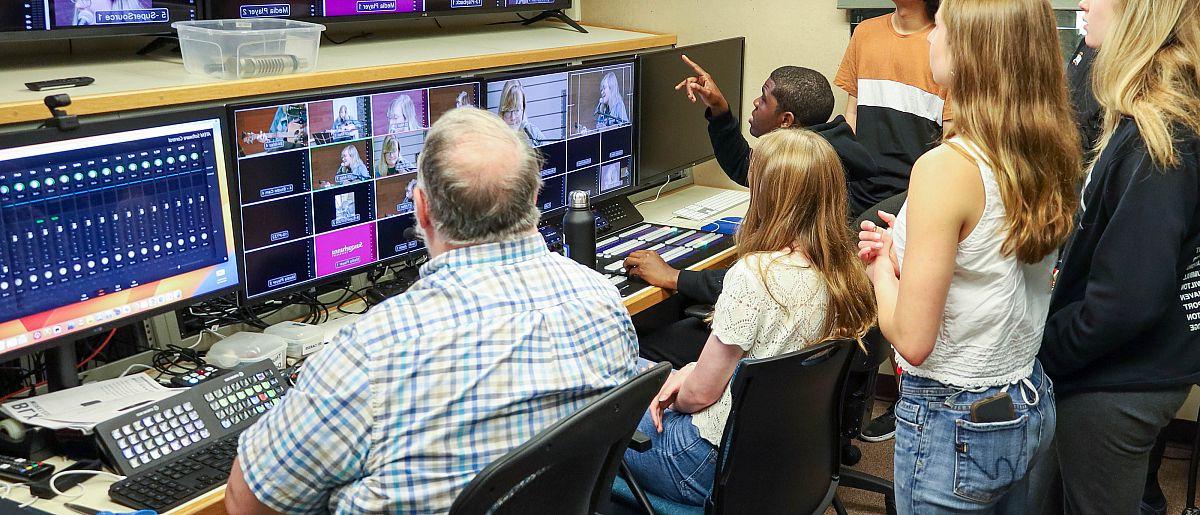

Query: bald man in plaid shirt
left=225, top=108, right=639, bottom=514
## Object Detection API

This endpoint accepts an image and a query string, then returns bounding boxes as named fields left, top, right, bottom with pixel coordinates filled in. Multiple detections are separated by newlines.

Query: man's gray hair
left=416, top=107, right=543, bottom=246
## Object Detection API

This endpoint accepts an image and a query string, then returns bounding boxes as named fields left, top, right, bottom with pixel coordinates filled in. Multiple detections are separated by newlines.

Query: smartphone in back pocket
left=970, top=392, right=1017, bottom=423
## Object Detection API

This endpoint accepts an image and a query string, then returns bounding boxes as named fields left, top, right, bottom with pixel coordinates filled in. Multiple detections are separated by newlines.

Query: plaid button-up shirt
left=237, top=233, right=639, bottom=513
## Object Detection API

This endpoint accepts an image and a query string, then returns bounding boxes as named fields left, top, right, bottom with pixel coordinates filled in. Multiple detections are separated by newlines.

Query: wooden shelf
left=0, top=23, right=674, bottom=126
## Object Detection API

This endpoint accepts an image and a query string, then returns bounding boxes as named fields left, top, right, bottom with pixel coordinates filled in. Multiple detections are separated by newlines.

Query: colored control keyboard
left=94, top=360, right=289, bottom=512
left=595, top=223, right=735, bottom=296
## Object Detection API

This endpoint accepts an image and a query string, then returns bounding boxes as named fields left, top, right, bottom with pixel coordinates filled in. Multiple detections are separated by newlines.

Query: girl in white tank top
left=857, top=1, right=1082, bottom=512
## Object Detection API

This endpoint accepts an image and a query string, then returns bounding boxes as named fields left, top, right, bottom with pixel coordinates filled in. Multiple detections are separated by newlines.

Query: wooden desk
left=0, top=23, right=673, bottom=126
left=5, top=185, right=745, bottom=514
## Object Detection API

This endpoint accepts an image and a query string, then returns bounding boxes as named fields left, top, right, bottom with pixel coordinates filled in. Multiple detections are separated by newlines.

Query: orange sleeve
left=834, top=30, right=861, bottom=97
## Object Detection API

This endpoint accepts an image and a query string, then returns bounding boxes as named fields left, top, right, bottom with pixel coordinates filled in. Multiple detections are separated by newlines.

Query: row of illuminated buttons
left=0, top=153, right=201, bottom=194
left=8, top=196, right=208, bottom=237
left=0, top=236, right=208, bottom=291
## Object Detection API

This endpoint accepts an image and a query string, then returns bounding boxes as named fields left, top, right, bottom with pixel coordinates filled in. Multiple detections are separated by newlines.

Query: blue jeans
left=893, top=360, right=1056, bottom=514
left=622, top=409, right=718, bottom=506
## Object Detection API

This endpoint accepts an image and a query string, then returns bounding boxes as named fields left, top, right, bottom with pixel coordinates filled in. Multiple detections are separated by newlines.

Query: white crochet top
left=691, top=251, right=828, bottom=445
left=891, top=137, right=1056, bottom=388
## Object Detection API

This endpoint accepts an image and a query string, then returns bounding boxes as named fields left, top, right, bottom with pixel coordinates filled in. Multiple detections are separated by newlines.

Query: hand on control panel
left=624, top=250, right=681, bottom=290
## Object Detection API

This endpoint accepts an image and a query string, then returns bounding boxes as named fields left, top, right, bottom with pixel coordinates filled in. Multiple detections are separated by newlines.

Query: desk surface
left=0, top=23, right=673, bottom=126
left=4, top=184, right=746, bottom=514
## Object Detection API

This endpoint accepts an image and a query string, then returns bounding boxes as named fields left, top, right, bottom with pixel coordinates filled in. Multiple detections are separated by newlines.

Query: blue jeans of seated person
left=894, top=360, right=1055, bottom=514
left=622, top=409, right=718, bottom=506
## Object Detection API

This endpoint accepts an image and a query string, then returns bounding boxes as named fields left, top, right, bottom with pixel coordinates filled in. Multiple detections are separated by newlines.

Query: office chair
left=839, top=327, right=899, bottom=515
left=449, top=362, right=672, bottom=515
left=612, top=340, right=856, bottom=515
left=678, top=307, right=898, bottom=514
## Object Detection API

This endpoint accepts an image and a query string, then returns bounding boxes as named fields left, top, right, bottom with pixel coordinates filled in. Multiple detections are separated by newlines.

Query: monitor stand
left=44, top=342, right=80, bottom=392
left=137, top=36, right=180, bottom=56
left=507, top=9, right=589, bottom=34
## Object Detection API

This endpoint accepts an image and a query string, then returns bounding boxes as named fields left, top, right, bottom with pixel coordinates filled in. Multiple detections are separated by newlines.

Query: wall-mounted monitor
left=229, top=78, right=481, bottom=301
left=204, top=0, right=570, bottom=22
left=0, top=108, right=239, bottom=362
left=0, top=1, right=198, bottom=41
left=483, top=58, right=637, bottom=216
left=637, top=38, right=746, bottom=188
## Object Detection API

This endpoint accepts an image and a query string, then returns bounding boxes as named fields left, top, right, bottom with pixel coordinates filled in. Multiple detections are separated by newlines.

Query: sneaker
left=860, top=403, right=896, bottom=442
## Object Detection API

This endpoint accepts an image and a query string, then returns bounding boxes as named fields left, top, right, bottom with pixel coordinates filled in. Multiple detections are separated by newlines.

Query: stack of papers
left=0, top=375, right=183, bottom=434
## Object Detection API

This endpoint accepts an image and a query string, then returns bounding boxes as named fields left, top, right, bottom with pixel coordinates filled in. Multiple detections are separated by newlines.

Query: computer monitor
left=0, top=109, right=240, bottom=387
left=637, top=38, right=746, bottom=188
left=230, top=78, right=482, bottom=301
left=205, top=0, right=570, bottom=22
left=483, top=58, right=637, bottom=216
left=0, top=1, right=198, bottom=41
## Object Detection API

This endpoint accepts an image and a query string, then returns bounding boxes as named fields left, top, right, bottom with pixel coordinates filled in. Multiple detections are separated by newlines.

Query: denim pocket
left=952, top=414, right=1029, bottom=503
left=894, top=398, right=922, bottom=429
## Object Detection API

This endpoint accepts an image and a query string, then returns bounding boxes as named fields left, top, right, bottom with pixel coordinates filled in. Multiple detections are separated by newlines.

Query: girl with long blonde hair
left=857, top=0, right=1079, bottom=511
left=622, top=129, right=875, bottom=506
left=1032, top=1, right=1200, bottom=512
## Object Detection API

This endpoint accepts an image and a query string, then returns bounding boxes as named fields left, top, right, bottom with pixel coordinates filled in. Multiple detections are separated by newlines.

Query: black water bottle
left=563, top=190, right=597, bottom=270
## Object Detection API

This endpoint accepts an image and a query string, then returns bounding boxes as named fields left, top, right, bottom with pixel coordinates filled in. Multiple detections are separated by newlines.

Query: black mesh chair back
left=707, top=340, right=856, bottom=515
left=450, top=362, right=671, bottom=515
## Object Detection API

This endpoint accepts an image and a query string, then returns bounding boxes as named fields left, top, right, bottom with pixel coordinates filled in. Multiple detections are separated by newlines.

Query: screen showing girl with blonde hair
left=499, top=80, right=552, bottom=146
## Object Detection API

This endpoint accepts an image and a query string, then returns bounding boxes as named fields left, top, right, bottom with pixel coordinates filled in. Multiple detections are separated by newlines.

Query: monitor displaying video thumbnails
left=485, top=59, right=637, bottom=215
left=205, top=0, right=570, bottom=22
left=231, top=80, right=481, bottom=300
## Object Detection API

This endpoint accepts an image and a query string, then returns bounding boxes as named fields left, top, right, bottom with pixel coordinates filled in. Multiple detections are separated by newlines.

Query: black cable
left=338, top=287, right=371, bottom=315
left=322, top=32, right=371, bottom=45
left=151, top=345, right=205, bottom=377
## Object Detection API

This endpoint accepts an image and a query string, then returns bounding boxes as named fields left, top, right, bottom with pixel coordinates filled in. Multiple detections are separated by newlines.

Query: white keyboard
left=672, top=190, right=750, bottom=221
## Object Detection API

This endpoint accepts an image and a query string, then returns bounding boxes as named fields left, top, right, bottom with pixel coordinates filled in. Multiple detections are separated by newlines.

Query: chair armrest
left=628, top=431, right=652, bottom=453
left=684, top=304, right=715, bottom=321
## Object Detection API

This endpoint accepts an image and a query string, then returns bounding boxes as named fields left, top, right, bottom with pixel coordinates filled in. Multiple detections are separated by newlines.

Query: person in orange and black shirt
left=835, top=0, right=949, bottom=217
left=833, top=0, right=947, bottom=444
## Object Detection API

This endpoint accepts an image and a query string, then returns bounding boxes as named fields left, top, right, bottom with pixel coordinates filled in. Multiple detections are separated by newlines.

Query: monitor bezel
left=226, top=76, right=484, bottom=304
left=634, top=37, right=746, bottom=189
left=200, top=0, right=571, bottom=25
left=0, top=1, right=199, bottom=42
left=0, top=106, right=241, bottom=362
left=481, top=55, right=640, bottom=220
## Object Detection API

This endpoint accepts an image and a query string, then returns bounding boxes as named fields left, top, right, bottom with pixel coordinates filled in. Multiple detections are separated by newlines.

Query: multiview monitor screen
left=206, top=0, right=569, bottom=20
left=0, top=111, right=240, bottom=359
left=230, top=79, right=481, bottom=300
left=484, top=59, right=637, bottom=215
left=0, top=1, right=197, bottom=39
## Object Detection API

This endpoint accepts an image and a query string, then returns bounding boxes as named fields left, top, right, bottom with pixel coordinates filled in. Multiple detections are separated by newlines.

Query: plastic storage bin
left=172, top=19, right=325, bottom=80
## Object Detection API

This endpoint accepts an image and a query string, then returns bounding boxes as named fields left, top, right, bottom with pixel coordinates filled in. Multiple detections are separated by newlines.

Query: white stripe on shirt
left=856, top=78, right=946, bottom=125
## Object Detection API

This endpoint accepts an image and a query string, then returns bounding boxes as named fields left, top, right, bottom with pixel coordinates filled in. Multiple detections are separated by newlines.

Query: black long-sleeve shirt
left=1040, top=118, right=1200, bottom=394
left=675, top=110, right=878, bottom=304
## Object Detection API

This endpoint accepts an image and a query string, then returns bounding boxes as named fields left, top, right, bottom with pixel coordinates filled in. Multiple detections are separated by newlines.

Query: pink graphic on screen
left=323, top=0, right=420, bottom=16
left=314, top=224, right=378, bottom=277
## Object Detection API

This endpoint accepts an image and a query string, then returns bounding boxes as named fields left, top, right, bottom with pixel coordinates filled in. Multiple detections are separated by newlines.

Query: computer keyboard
left=108, top=434, right=239, bottom=512
left=94, top=360, right=289, bottom=512
left=672, top=190, right=750, bottom=221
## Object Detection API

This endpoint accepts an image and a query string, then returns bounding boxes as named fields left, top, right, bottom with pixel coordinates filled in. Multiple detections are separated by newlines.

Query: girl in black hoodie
left=1033, top=1, right=1200, bottom=513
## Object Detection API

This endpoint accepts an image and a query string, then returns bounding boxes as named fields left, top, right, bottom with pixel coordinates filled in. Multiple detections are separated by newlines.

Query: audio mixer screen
left=0, top=117, right=239, bottom=353
left=232, top=80, right=480, bottom=300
